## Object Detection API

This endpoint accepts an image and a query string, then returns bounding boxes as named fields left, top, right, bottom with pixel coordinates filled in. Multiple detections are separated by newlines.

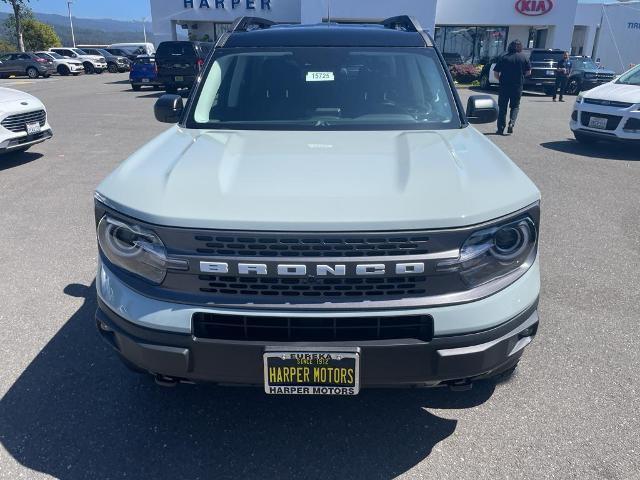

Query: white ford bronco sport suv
left=95, top=17, right=541, bottom=394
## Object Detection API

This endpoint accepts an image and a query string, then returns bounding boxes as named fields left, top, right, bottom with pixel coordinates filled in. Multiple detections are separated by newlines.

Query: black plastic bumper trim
left=95, top=297, right=538, bottom=387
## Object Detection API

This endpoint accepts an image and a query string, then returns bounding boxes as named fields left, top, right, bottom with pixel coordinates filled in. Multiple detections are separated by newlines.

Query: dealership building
left=150, top=0, right=640, bottom=72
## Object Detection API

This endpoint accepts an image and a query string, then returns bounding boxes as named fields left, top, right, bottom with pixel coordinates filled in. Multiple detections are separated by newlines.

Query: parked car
left=108, top=42, right=156, bottom=56
left=566, top=56, right=616, bottom=95
left=81, top=48, right=130, bottom=73
left=480, top=48, right=566, bottom=95
left=0, top=52, right=56, bottom=79
left=49, top=47, right=107, bottom=74
left=129, top=55, right=161, bottom=90
left=570, top=63, right=640, bottom=144
left=0, top=86, right=53, bottom=153
left=155, top=40, right=213, bottom=93
left=105, top=48, right=140, bottom=63
left=95, top=17, right=541, bottom=393
left=35, top=51, right=84, bottom=76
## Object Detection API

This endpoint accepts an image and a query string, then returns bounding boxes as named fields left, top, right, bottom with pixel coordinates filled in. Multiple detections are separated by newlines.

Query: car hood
left=581, top=68, right=615, bottom=75
left=0, top=87, right=43, bottom=108
left=80, top=55, right=104, bottom=61
left=583, top=82, right=640, bottom=103
left=96, top=127, right=540, bottom=231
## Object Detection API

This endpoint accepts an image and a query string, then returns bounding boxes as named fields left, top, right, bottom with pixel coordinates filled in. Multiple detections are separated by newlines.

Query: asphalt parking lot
left=0, top=73, right=638, bottom=480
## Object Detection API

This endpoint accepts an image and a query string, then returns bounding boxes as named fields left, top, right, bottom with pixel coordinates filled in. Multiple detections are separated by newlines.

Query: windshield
left=72, top=48, right=88, bottom=55
left=97, top=49, right=111, bottom=56
left=189, top=47, right=458, bottom=130
left=37, top=52, right=58, bottom=60
left=616, top=65, right=640, bottom=86
left=576, top=59, right=598, bottom=69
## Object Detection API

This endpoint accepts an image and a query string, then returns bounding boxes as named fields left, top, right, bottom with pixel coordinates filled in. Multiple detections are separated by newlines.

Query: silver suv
left=95, top=16, right=541, bottom=394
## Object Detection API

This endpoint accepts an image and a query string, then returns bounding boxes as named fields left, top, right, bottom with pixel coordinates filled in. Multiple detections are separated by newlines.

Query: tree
left=0, top=0, right=31, bottom=52
left=21, top=19, right=61, bottom=50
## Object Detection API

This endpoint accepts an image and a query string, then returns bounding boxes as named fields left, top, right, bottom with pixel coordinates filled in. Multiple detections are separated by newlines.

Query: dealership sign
left=184, top=0, right=271, bottom=9
left=515, top=0, right=553, bottom=16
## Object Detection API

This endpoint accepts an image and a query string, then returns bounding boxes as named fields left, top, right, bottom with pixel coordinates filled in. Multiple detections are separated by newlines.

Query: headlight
left=584, top=73, right=596, bottom=79
left=97, top=216, right=187, bottom=284
left=576, top=93, right=584, bottom=104
left=436, top=217, right=537, bottom=288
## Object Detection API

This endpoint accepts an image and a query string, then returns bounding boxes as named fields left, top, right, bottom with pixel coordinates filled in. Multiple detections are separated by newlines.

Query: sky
left=0, top=0, right=151, bottom=21
left=0, top=0, right=619, bottom=21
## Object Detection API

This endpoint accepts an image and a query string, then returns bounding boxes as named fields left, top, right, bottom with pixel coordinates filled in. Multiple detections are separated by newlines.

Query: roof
left=219, top=17, right=431, bottom=48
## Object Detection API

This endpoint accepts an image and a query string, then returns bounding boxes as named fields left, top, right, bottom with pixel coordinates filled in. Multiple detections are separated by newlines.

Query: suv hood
left=0, top=87, right=36, bottom=104
left=583, top=82, right=640, bottom=104
left=96, top=127, right=540, bottom=231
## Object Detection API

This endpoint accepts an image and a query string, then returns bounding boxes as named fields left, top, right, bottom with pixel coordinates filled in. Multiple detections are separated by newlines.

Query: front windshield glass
left=72, top=48, right=88, bottom=55
left=189, top=47, right=459, bottom=130
left=616, top=65, right=640, bottom=86
left=576, top=59, right=598, bottom=69
left=97, top=49, right=110, bottom=56
left=37, top=52, right=58, bottom=60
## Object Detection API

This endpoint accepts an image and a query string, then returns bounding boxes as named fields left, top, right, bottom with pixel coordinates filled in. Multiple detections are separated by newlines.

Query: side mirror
left=466, top=95, right=498, bottom=124
left=154, top=94, right=184, bottom=123
left=71, top=54, right=77, bottom=58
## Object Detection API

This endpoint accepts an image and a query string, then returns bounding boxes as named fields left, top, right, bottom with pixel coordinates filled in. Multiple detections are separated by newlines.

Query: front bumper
left=0, top=128, right=53, bottom=152
left=570, top=102, right=640, bottom=142
left=96, top=298, right=538, bottom=387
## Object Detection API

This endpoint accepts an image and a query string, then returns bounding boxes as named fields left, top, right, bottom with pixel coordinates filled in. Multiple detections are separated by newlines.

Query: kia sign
left=515, top=0, right=553, bottom=16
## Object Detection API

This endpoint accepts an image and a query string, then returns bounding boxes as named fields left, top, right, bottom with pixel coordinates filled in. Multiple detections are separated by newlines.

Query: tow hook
left=154, top=374, right=179, bottom=387
left=448, top=380, right=473, bottom=392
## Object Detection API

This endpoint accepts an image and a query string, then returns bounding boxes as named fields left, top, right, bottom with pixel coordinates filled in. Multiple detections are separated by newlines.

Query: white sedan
left=0, top=87, right=53, bottom=154
left=570, top=64, right=640, bottom=144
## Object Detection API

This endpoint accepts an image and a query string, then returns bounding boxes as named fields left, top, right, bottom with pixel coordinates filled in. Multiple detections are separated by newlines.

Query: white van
left=107, top=43, right=155, bottom=56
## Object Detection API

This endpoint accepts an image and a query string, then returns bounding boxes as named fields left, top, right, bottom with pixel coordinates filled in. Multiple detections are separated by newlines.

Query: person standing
left=493, top=40, right=531, bottom=135
left=552, top=51, right=572, bottom=102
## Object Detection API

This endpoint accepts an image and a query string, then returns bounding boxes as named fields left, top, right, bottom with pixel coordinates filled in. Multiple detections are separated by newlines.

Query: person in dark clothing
left=552, top=51, right=571, bottom=102
left=493, top=40, right=531, bottom=135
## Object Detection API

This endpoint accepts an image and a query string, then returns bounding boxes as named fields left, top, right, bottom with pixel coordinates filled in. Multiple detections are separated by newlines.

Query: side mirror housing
left=466, top=95, right=498, bottom=124
left=155, top=94, right=184, bottom=123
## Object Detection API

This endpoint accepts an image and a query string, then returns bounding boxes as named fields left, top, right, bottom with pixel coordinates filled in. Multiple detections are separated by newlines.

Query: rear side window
left=157, top=42, right=196, bottom=59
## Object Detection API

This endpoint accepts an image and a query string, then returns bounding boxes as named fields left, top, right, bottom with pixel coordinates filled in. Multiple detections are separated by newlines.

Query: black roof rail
left=380, top=15, right=433, bottom=46
left=215, top=16, right=275, bottom=47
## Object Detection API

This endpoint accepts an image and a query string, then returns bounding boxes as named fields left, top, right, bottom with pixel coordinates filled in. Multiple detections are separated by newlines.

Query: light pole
left=67, top=1, right=76, bottom=47
left=142, top=17, right=148, bottom=44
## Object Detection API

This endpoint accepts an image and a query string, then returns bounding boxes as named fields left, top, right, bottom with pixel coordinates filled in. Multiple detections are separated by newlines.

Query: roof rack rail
left=215, top=16, right=275, bottom=48
left=380, top=15, right=433, bottom=46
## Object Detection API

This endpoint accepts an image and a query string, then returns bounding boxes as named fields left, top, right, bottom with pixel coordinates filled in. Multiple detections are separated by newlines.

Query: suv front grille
left=193, top=233, right=431, bottom=257
left=1, top=110, right=46, bottom=133
left=580, top=112, right=622, bottom=130
left=192, top=312, right=434, bottom=342
left=197, top=274, right=428, bottom=298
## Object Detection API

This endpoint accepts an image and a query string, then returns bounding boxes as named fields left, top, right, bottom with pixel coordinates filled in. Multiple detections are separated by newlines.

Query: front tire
left=57, top=64, right=70, bottom=76
left=107, top=62, right=118, bottom=73
left=26, top=67, right=39, bottom=79
left=83, top=62, right=95, bottom=74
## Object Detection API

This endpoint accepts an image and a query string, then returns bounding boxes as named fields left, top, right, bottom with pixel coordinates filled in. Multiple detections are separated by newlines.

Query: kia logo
left=515, top=0, right=553, bottom=16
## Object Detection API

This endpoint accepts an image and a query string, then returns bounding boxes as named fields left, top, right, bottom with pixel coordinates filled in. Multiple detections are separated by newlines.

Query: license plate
left=175, top=76, right=183, bottom=82
left=142, top=78, right=150, bottom=83
left=264, top=348, right=360, bottom=395
left=546, top=70, right=555, bottom=76
left=26, top=122, right=41, bottom=135
left=588, top=116, right=608, bottom=129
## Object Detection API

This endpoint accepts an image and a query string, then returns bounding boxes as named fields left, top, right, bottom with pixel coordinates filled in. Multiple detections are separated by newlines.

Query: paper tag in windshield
left=306, top=71, right=334, bottom=82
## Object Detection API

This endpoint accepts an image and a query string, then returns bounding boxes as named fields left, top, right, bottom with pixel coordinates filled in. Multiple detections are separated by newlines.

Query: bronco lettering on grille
left=199, top=261, right=426, bottom=276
